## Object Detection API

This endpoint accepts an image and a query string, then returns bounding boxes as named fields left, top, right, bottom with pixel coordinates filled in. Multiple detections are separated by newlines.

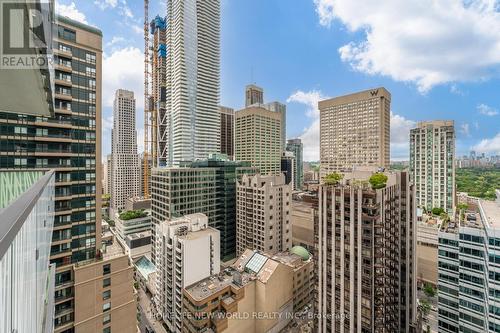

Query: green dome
left=290, top=246, right=311, bottom=261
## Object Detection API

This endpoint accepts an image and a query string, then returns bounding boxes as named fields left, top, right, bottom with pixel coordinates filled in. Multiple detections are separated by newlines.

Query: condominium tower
left=219, top=106, right=234, bottom=159
left=437, top=195, right=500, bottom=333
left=235, top=106, right=283, bottom=175
left=410, top=120, right=455, bottom=214
left=161, top=0, right=221, bottom=165
left=151, top=154, right=256, bottom=261
left=316, top=168, right=417, bottom=332
left=0, top=16, right=138, bottom=333
left=110, top=89, right=140, bottom=217
left=319, top=88, right=391, bottom=176
left=286, top=138, right=304, bottom=190
left=154, top=213, right=220, bottom=332
left=236, top=174, right=292, bottom=255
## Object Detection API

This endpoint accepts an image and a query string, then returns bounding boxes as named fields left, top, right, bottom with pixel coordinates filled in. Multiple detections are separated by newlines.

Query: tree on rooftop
left=369, top=173, right=388, bottom=189
left=119, top=209, right=147, bottom=221
left=431, top=207, right=445, bottom=216
left=324, top=172, right=343, bottom=185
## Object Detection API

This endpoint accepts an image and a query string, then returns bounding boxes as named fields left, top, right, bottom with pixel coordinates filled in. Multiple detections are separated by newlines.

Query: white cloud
left=102, top=115, right=113, bottom=133
left=287, top=89, right=416, bottom=161
left=287, top=90, right=328, bottom=161
left=477, top=103, right=499, bottom=116
left=472, top=132, right=500, bottom=154
left=55, top=1, right=88, bottom=24
left=102, top=47, right=143, bottom=108
left=460, top=123, right=471, bottom=137
left=314, top=0, right=500, bottom=92
left=94, top=0, right=117, bottom=10
left=390, top=112, right=416, bottom=160
left=131, top=25, right=143, bottom=35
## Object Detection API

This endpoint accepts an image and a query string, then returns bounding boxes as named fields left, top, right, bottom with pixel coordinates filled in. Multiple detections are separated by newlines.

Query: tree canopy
left=324, top=172, right=343, bottom=185
left=119, top=209, right=147, bottom=221
left=369, top=173, right=388, bottom=189
left=456, top=168, right=500, bottom=200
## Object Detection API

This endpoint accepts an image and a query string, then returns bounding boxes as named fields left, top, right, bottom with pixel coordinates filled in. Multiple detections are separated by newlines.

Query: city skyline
left=55, top=0, right=500, bottom=161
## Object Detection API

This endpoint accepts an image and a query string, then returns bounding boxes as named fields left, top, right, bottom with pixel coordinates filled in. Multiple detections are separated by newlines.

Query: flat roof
left=480, top=200, right=500, bottom=229
left=56, top=15, right=103, bottom=36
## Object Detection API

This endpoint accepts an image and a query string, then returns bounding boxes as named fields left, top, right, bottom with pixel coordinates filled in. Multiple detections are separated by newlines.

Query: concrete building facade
left=153, top=213, right=220, bottom=332
left=410, top=120, right=455, bottom=214
left=162, top=0, right=221, bottom=165
left=316, top=168, right=417, bottom=332
left=110, top=89, right=140, bottom=217
left=183, top=249, right=296, bottom=333
left=235, top=106, right=282, bottom=175
left=236, top=174, right=292, bottom=255
left=319, top=88, right=391, bottom=176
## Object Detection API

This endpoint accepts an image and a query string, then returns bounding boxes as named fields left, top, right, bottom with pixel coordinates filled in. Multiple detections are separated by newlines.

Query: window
left=103, top=314, right=111, bottom=325
left=103, top=290, right=111, bottom=300
left=103, top=302, right=111, bottom=312
left=103, top=278, right=111, bottom=288
left=103, top=327, right=111, bottom=333
left=103, top=264, right=111, bottom=275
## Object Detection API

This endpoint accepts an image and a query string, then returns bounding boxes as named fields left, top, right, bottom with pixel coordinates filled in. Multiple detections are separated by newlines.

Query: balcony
left=0, top=170, right=56, bottom=333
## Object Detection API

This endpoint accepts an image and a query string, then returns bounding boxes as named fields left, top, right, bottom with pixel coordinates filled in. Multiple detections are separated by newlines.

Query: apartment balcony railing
left=0, top=170, right=56, bottom=333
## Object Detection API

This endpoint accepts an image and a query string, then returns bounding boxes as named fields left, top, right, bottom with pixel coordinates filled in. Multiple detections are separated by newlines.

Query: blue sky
left=56, top=0, right=500, bottom=161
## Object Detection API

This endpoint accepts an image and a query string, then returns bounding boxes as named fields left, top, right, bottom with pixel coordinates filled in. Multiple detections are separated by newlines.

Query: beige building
left=319, top=88, right=391, bottom=176
left=245, top=84, right=264, bottom=107
left=73, top=236, right=136, bottom=333
left=417, top=217, right=440, bottom=286
left=316, top=168, right=417, bottom=332
left=291, top=199, right=316, bottom=252
left=236, top=174, right=292, bottom=255
left=235, top=106, right=282, bottom=175
left=183, top=249, right=314, bottom=333
left=410, top=120, right=455, bottom=214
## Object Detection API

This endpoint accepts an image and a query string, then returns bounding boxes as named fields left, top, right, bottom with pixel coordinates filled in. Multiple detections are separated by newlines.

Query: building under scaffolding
left=143, top=6, right=167, bottom=196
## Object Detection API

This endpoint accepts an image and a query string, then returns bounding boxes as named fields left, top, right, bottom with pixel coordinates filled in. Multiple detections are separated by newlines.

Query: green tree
left=324, top=172, right=343, bottom=185
left=423, top=283, right=436, bottom=298
left=369, top=173, right=388, bottom=189
left=419, top=299, right=431, bottom=322
left=431, top=207, right=445, bottom=216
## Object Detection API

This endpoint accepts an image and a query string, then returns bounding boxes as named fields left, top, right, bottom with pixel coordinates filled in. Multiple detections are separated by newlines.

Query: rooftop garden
left=324, top=172, right=343, bottom=185
left=119, top=209, right=148, bottom=221
left=369, top=173, right=388, bottom=189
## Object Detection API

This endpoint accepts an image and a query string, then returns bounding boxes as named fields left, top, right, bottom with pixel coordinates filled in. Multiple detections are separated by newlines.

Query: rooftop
left=184, top=249, right=286, bottom=302
left=102, top=236, right=126, bottom=260
left=480, top=199, right=500, bottom=229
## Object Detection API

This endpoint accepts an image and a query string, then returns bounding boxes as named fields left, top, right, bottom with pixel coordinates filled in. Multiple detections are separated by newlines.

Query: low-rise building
left=417, top=212, right=441, bottom=286
left=182, top=249, right=298, bottom=333
left=114, top=209, right=152, bottom=240
left=290, top=199, right=316, bottom=253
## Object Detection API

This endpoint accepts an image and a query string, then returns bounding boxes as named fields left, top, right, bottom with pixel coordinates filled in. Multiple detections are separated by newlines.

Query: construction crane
left=143, top=0, right=157, bottom=198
